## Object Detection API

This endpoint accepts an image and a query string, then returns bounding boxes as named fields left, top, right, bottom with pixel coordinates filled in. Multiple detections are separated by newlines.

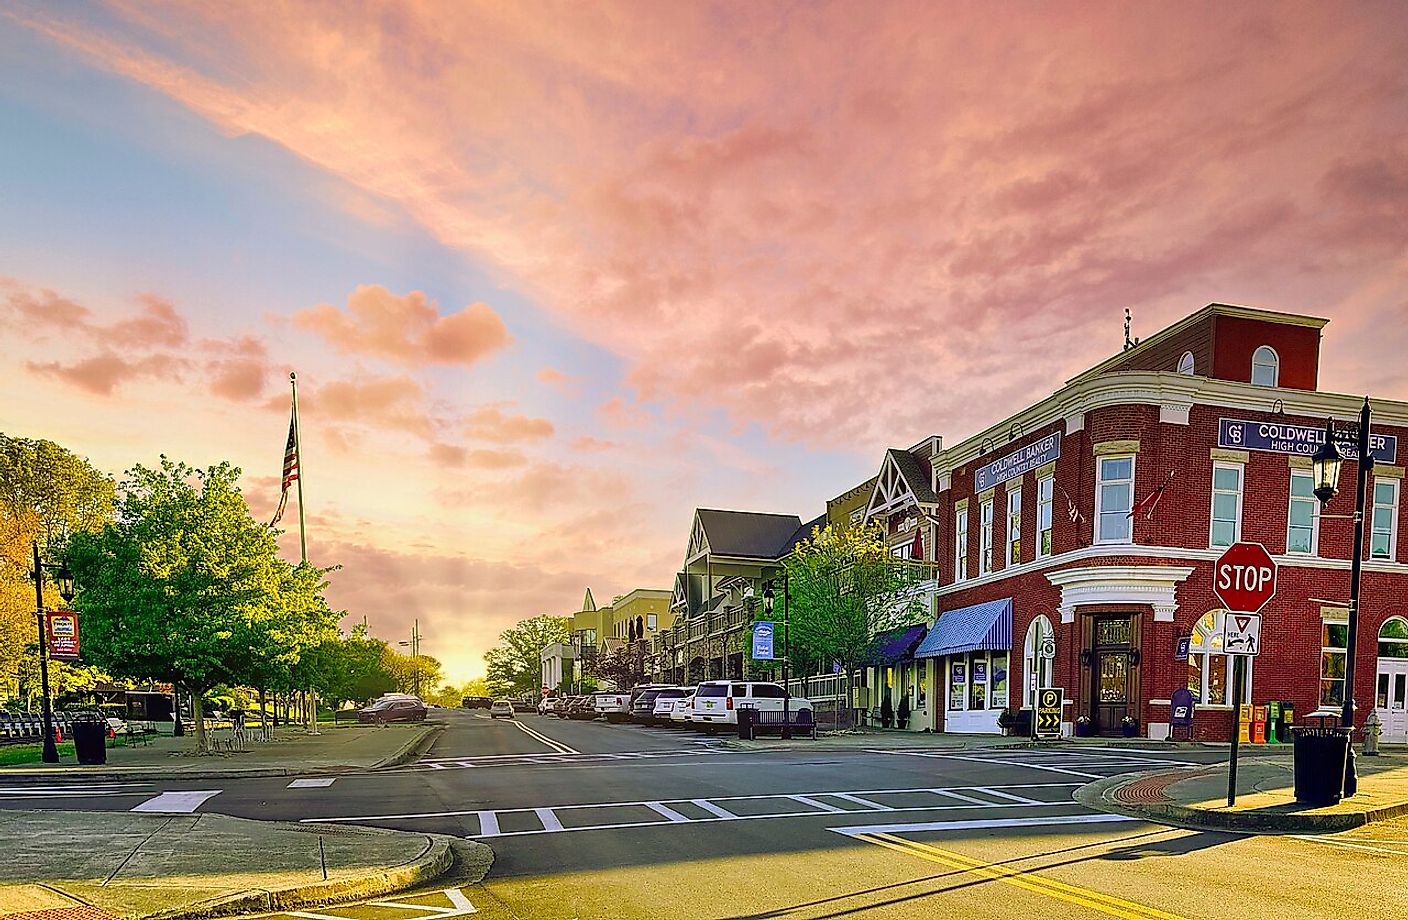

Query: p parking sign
left=1035, top=688, right=1061, bottom=740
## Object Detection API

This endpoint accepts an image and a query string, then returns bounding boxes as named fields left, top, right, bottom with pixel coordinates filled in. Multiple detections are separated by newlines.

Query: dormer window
left=1251, top=346, right=1279, bottom=387
left=1177, top=351, right=1195, bottom=375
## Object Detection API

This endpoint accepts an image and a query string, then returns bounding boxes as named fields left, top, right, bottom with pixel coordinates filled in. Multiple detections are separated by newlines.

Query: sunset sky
left=3, top=2, right=1406, bottom=682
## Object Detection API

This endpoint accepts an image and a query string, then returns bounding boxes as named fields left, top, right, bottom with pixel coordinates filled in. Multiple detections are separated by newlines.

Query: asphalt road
left=4, top=709, right=1407, bottom=919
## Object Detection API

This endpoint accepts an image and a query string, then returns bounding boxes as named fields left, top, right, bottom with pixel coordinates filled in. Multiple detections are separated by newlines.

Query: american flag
left=1056, top=483, right=1085, bottom=525
left=270, top=409, right=299, bottom=526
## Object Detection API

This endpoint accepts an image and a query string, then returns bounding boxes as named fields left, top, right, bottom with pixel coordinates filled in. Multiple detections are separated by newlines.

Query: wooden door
left=1089, top=615, right=1137, bottom=735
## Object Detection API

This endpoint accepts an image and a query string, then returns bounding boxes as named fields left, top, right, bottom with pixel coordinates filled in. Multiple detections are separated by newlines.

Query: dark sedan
left=358, top=697, right=427, bottom=723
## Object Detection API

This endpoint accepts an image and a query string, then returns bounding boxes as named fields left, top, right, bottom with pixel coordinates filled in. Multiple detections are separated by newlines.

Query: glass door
left=1376, top=659, right=1408, bottom=744
left=1089, top=615, right=1136, bottom=735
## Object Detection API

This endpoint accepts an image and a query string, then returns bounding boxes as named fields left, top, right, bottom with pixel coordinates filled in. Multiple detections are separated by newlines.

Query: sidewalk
left=0, top=808, right=489, bottom=920
left=0, top=722, right=440, bottom=781
left=1080, top=750, right=1408, bottom=833
left=721, top=727, right=1294, bottom=754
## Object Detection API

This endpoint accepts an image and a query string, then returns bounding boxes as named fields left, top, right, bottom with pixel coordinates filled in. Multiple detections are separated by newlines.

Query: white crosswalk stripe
left=303, top=781, right=1083, bottom=837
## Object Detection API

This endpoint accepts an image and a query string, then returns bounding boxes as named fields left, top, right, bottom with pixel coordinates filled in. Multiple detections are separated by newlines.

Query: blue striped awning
left=915, top=598, right=1013, bottom=659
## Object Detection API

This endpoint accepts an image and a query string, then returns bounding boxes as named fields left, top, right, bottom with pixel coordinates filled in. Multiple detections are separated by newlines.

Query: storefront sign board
left=1218, top=418, right=1397, bottom=463
left=974, top=432, right=1062, bottom=492
left=1035, top=688, right=1061, bottom=739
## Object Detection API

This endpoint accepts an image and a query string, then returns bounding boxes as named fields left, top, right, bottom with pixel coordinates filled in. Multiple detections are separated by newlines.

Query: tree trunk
left=257, top=687, right=269, bottom=737
left=191, top=692, right=208, bottom=754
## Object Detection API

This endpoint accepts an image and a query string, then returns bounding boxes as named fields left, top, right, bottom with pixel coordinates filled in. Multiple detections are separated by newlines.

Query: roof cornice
left=935, top=371, right=1408, bottom=479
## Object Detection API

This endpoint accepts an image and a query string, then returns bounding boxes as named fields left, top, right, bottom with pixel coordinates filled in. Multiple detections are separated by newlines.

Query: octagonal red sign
left=1213, top=542, right=1278, bottom=613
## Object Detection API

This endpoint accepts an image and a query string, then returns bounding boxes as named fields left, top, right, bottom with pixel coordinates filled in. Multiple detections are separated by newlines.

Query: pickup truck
left=592, top=691, right=631, bottom=723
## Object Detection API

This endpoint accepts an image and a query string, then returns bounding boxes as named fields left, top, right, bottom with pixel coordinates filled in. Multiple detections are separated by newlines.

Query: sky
left=2, top=1, right=1406, bottom=682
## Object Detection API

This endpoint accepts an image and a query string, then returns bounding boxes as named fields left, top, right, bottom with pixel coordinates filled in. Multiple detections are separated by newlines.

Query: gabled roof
left=581, top=588, right=597, bottom=613
left=782, top=514, right=826, bottom=556
left=694, top=508, right=805, bottom=560
left=865, top=448, right=938, bottom=520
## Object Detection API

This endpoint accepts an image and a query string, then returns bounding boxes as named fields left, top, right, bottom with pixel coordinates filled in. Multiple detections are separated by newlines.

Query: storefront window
left=948, top=660, right=965, bottom=711
left=969, top=657, right=988, bottom=709
left=1321, top=621, right=1348, bottom=707
left=1187, top=610, right=1250, bottom=706
left=990, top=652, right=1008, bottom=708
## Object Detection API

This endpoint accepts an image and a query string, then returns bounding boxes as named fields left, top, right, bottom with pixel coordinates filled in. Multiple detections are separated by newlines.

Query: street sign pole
left=1228, top=655, right=1246, bottom=807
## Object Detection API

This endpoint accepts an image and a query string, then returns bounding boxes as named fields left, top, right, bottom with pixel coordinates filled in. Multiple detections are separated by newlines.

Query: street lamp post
left=1311, top=396, right=1374, bottom=797
left=31, top=542, right=76, bottom=765
left=763, top=572, right=792, bottom=740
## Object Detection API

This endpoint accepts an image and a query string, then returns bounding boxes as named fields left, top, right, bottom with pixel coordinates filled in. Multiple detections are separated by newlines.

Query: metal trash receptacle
left=71, top=712, right=108, bottom=766
left=1292, top=725, right=1349, bottom=806
left=736, top=705, right=757, bottom=740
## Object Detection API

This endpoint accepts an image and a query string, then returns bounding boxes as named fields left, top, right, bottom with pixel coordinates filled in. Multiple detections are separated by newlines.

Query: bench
left=746, top=708, right=817, bottom=740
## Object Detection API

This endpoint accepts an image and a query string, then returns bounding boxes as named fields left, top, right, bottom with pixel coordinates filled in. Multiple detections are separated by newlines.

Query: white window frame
left=1187, top=611, right=1252, bottom=707
left=954, top=508, right=968, bottom=582
left=1371, top=479, right=1399, bottom=561
left=647, top=613, right=658, bottom=632
left=1287, top=470, right=1321, bottom=556
left=1177, top=351, right=1195, bottom=375
left=1036, top=475, right=1054, bottom=560
left=1094, top=455, right=1135, bottom=544
left=1006, top=487, right=1022, bottom=566
left=979, top=498, right=994, bottom=576
left=1209, top=461, right=1244, bottom=548
left=1321, top=620, right=1348, bottom=708
left=1023, top=615, right=1056, bottom=709
left=1251, top=345, right=1280, bottom=387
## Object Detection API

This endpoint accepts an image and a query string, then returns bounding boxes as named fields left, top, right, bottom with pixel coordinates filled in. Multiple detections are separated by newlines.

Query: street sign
left=1175, top=635, right=1191, bottom=661
left=1039, top=637, right=1056, bottom=660
left=751, top=621, right=775, bottom=660
left=46, top=609, right=79, bottom=661
left=1213, top=542, right=1278, bottom=613
left=1035, top=687, right=1061, bottom=739
left=1222, top=613, right=1262, bottom=656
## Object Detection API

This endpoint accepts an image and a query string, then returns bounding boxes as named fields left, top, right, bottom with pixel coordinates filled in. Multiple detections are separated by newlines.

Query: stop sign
left=1213, top=542, right=1278, bottom=613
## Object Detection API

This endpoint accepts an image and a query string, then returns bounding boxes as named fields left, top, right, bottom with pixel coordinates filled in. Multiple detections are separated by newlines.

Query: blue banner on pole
left=752, top=621, right=775, bottom=660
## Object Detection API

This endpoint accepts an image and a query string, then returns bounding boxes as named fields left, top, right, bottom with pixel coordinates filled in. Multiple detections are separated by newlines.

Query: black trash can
left=1292, top=726, right=1350, bottom=806
left=737, top=706, right=758, bottom=740
left=71, top=712, right=107, bottom=766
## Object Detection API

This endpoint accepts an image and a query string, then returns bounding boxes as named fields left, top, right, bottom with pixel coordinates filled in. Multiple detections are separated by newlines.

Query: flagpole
left=290, top=372, right=308, bottom=565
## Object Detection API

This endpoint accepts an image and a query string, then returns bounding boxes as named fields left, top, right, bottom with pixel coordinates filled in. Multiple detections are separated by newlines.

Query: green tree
left=301, top=625, right=397, bottom=708
left=0, top=434, right=114, bottom=704
left=484, top=614, right=569, bottom=697
left=783, top=520, right=924, bottom=727
left=383, top=647, right=442, bottom=696
left=66, top=458, right=290, bottom=753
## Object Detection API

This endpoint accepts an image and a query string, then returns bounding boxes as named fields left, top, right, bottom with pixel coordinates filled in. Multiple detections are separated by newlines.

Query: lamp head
left=762, top=580, right=775, bottom=615
left=1311, top=419, right=1343, bottom=506
left=54, top=563, right=76, bottom=602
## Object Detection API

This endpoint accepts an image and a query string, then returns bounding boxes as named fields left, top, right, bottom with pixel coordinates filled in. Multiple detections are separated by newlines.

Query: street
left=2, top=711, right=1405, bottom=919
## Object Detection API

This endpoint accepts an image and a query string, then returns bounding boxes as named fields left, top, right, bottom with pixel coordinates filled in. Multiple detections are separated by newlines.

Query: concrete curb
left=1076, top=767, right=1408, bottom=834
left=0, top=723, right=443, bottom=782
left=718, top=734, right=1292, bottom=755
left=142, top=825, right=459, bottom=920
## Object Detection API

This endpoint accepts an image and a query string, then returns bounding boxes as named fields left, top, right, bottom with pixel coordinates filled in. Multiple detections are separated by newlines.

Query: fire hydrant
left=1364, top=710, right=1382, bottom=756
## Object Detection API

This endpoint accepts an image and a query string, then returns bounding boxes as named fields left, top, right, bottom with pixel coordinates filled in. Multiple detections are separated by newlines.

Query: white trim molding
left=1045, top=565, right=1197, bottom=624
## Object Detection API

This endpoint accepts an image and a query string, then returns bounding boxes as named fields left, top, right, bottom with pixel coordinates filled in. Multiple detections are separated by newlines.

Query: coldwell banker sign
left=1218, top=418, right=1397, bottom=463
left=973, top=432, right=1062, bottom=492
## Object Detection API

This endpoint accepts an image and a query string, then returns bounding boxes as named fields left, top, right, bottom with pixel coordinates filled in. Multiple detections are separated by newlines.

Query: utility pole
left=31, top=543, right=59, bottom=764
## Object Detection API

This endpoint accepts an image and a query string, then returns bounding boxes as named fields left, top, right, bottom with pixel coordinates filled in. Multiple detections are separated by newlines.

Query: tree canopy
left=485, top=614, right=569, bottom=697
left=66, top=457, right=339, bottom=750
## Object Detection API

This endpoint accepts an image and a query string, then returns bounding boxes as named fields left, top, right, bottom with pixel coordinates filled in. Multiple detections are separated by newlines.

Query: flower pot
left=1075, top=720, right=1092, bottom=738
left=1121, top=722, right=1139, bottom=738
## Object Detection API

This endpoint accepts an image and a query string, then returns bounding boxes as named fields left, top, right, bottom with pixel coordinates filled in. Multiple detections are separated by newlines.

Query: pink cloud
left=463, top=406, right=554, bottom=443
left=291, top=285, right=511, bottom=368
left=536, top=367, right=571, bottom=386
left=428, top=443, right=526, bottom=469
left=21, top=3, right=1407, bottom=449
left=300, top=375, right=432, bottom=437
left=26, top=353, right=186, bottom=395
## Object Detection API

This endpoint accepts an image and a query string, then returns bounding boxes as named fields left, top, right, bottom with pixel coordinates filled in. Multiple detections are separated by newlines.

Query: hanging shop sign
left=973, top=432, right=1062, bottom=492
left=1218, top=418, right=1396, bottom=463
left=46, top=609, right=79, bottom=661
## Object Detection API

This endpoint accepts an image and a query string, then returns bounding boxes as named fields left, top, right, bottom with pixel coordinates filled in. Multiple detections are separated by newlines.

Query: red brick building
left=865, top=304, right=1408, bottom=740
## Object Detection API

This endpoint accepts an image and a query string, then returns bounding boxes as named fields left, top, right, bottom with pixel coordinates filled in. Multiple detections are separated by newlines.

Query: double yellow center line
left=854, top=831, right=1187, bottom=920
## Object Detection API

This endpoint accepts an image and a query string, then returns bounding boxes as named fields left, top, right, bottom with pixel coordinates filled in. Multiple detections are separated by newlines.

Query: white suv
left=691, top=680, right=811, bottom=730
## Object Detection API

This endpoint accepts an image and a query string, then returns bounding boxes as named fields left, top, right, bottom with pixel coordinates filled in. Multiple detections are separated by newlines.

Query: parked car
left=650, top=687, right=691, bottom=725
left=358, top=696, right=428, bottom=723
left=691, top=680, right=811, bottom=731
left=566, top=696, right=599, bottom=720
left=670, top=693, right=696, bottom=724
left=510, top=699, right=535, bottom=713
left=489, top=699, right=515, bottom=719
left=461, top=696, right=492, bottom=709
left=539, top=697, right=564, bottom=716
left=593, top=691, right=632, bottom=723
left=630, top=686, right=679, bottom=723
